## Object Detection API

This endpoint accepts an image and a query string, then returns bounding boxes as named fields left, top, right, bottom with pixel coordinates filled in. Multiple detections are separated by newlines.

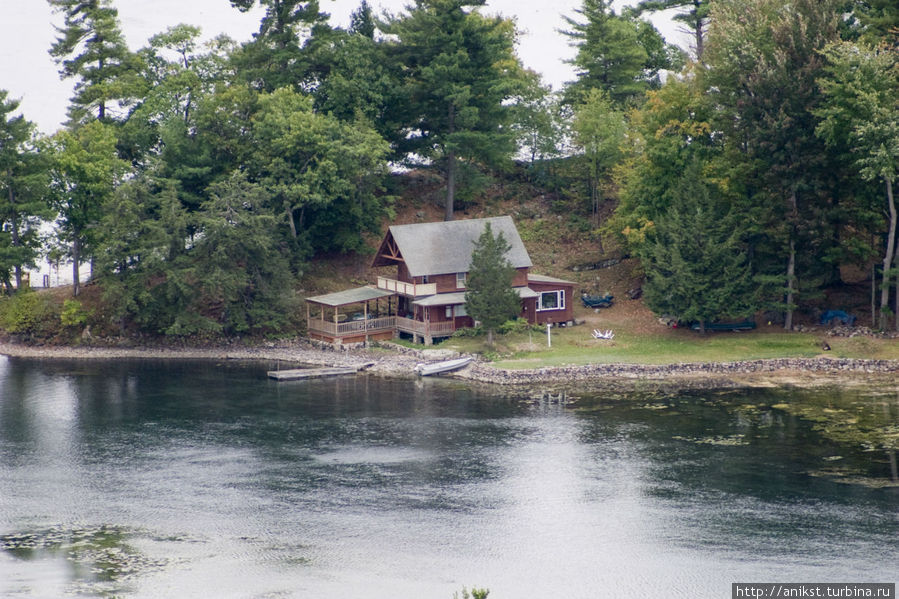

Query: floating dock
left=267, top=367, right=359, bottom=381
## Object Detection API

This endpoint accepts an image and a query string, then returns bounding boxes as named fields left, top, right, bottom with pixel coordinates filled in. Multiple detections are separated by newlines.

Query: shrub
left=0, top=291, right=62, bottom=340
left=60, top=299, right=91, bottom=328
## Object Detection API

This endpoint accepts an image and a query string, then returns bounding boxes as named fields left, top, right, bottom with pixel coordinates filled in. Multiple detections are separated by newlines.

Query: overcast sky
left=1, top=0, right=684, bottom=135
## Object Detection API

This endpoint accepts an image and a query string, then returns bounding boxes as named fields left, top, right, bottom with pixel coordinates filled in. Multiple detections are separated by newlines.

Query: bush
left=0, top=291, right=62, bottom=340
left=60, top=299, right=91, bottom=328
left=498, top=317, right=540, bottom=334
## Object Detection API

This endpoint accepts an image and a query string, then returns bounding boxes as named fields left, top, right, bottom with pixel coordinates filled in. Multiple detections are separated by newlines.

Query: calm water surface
left=0, top=356, right=896, bottom=598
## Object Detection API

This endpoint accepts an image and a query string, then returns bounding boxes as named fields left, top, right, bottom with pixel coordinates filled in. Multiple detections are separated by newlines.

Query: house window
left=445, top=304, right=468, bottom=318
left=421, top=275, right=429, bottom=284
left=537, top=290, right=565, bottom=311
left=456, top=272, right=467, bottom=289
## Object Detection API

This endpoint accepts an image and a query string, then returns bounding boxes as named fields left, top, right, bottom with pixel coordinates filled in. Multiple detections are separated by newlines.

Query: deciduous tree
left=816, top=41, right=899, bottom=329
left=47, top=121, right=128, bottom=296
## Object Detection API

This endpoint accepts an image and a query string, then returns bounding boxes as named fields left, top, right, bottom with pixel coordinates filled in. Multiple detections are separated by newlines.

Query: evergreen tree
left=641, top=163, right=756, bottom=333
left=0, top=92, right=52, bottom=292
left=634, top=0, right=713, bottom=61
left=229, top=0, right=331, bottom=92
left=464, top=222, right=521, bottom=345
left=562, top=0, right=678, bottom=105
left=48, top=0, right=144, bottom=123
left=192, top=171, right=297, bottom=335
left=382, top=0, right=527, bottom=220
left=704, top=0, right=843, bottom=329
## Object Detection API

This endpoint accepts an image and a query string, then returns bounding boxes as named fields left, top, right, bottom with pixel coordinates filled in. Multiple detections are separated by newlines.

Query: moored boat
left=413, top=356, right=473, bottom=376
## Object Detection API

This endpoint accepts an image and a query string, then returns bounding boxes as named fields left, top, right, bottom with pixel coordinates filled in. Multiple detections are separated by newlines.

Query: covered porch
left=305, top=287, right=397, bottom=345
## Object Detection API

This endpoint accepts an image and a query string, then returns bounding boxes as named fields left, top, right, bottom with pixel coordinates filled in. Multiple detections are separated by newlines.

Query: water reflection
left=0, top=357, right=897, bottom=598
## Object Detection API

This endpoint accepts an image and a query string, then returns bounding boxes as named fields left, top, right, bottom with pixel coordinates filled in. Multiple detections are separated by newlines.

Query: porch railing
left=377, top=276, right=437, bottom=298
left=308, top=315, right=457, bottom=339
left=395, top=317, right=456, bottom=337
left=308, top=315, right=397, bottom=337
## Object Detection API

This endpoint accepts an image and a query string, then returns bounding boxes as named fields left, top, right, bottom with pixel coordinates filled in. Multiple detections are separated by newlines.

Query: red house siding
left=528, top=281, right=575, bottom=325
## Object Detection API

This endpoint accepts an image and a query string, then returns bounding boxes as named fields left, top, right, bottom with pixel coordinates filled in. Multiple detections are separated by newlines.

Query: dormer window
left=456, top=272, right=467, bottom=289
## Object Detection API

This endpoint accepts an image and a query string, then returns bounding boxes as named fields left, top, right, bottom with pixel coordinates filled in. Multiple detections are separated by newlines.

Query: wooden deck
left=267, top=367, right=359, bottom=381
left=307, top=315, right=457, bottom=344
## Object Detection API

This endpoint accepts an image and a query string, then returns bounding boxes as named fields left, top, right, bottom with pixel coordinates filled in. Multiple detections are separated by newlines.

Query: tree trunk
left=693, top=0, right=705, bottom=61
left=871, top=261, right=877, bottom=328
left=72, top=236, right=81, bottom=297
left=486, top=327, right=494, bottom=346
left=894, top=229, right=898, bottom=332
left=8, top=182, right=22, bottom=290
left=784, top=188, right=798, bottom=331
left=445, top=103, right=456, bottom=221
left=880, top=177, right=896, bottom=330
left=445, top=149, right=456, bottom=222
left=784, top=236, right=796, bottom=331
left=285, top=204, right=298, bottom=238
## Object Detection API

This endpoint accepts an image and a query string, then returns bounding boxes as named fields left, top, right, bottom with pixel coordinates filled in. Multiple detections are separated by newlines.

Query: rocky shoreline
left=2, top=339, right=898, bottom=391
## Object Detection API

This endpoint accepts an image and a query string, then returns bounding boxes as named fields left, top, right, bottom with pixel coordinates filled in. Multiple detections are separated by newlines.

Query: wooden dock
left=267, top=366, right=358, bottom=381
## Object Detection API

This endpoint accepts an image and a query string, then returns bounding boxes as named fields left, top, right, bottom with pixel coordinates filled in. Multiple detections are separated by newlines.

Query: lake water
left=0, top=357, right=896, bottom=598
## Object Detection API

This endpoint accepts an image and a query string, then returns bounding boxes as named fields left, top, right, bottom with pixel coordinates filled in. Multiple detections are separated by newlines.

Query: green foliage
left=60, top=299, right=90, bottom=328
left=562, top=0, right=678, bottom=106
left=246, top=87, right=391, bottom=255
left=47, top=121, right=129, bottom=296
left=0, top=91, right=51, bottom=290
left=634, top=0, right=713, bottom=60
left=382, top=0, right=528, bottom=218
left=640, top=162, right=758, bottom=329
left=0, top=291, right=61, bottom=339
left=464, top=222, right=522, bottom=345
left=571, top=89, right=628, bottom=230
left=48, top=0, right=145, bottom=122
left=228, top=0, right=330, bottom=92
left=453, top=587, right=489, bottom=599
left=498, top=317, right=540, bottom=334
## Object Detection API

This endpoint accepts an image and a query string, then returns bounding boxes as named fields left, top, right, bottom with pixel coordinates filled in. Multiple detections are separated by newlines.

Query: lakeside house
left=305, top=216, right=576, bottom=345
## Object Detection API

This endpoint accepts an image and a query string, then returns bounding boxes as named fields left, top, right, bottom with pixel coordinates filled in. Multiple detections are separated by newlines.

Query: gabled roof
left=372, top=216, right=532, bottom=277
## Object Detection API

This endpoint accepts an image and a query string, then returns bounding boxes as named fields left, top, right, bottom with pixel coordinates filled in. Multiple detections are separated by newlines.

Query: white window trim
left=537, top=290, right=565, bottom=312
left=456, top=272, right=467, bottom=289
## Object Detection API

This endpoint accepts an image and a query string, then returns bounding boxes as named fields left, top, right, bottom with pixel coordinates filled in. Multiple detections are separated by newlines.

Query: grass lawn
left=436, top=320, right=899, bottom=369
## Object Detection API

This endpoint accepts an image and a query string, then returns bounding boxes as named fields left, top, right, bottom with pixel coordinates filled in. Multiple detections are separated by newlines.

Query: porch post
left=364, top=301, right=369, bottom=345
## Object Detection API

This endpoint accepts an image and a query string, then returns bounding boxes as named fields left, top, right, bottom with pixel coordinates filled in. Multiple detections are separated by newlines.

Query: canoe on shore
left=414, top=356, right=473, bottom=376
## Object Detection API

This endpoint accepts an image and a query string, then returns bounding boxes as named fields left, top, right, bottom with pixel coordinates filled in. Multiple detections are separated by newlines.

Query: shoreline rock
left=2, top=339, right=897, bottom=391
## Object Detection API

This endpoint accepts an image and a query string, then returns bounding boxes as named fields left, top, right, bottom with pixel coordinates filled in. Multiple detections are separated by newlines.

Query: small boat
left=581, top=293, right=614, bottom=309
left=414, top=356, right=473, bottom=376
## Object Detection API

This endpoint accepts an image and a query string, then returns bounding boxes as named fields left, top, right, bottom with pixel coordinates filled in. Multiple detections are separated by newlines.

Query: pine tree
left=382, top=0, right=526, bottom=220
left=641, top=163, right=757, bottom=333
left=48, top=0, right=143, bottom=123
left=464, top=222, right=521, bottom=345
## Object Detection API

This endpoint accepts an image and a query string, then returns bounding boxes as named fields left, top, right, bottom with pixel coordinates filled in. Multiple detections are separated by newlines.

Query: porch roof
left=528, top=273, right=577, bottom=286
left=305, top=286, right=395, bottom=307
